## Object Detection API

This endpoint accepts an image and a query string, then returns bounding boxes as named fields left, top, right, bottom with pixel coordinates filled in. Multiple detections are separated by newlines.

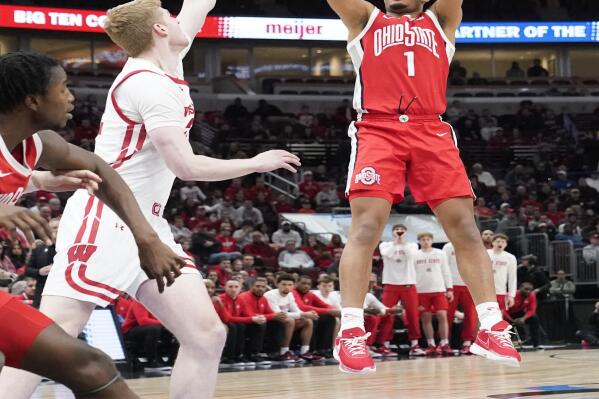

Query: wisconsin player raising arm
left=326, top=0, right=520, bottom=374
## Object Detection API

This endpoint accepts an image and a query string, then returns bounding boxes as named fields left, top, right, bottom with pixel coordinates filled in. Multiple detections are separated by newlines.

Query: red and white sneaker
left=372, top=346, right=397, bottom=357
left=440, top=344, right=454, bottom=356
left=334, top=328, right=376, bottom=374
left=409, top=344, right=426, bottom=356
left=471, top=321, right=522, bottom=367
left=425, top=346, right=438, bottom=356
left=460, top=344, right=472, bottom=355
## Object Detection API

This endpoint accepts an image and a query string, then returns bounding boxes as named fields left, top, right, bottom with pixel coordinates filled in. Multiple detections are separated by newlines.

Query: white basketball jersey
left=94, top=43, right=194, bottom=217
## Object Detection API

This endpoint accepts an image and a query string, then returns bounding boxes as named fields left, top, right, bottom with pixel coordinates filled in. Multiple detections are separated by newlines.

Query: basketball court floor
left=34, top=348, right=599, bottom=399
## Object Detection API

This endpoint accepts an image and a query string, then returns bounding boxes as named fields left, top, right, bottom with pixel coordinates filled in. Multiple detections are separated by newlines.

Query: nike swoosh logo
left=0, top=172, right=13, bottom=178
left=436, top=133, right=448, bottom=137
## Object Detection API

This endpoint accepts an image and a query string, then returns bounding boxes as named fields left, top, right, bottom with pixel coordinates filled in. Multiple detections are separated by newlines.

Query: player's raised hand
left=0, top=204, right=52, bottom=245
left=32, top=170, right=102, bottom=195
left=136, top=238, right=186, bottom=293
left=251, top=150, right=301, bottom=174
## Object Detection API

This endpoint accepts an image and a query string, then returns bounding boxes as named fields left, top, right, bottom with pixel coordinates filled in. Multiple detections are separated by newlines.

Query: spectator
left=481, top=229, right=494, bottom=250
left=273, top=194, right=295, bottom=213
left=11, top=277, right=36, bottom=305
left=264, top=274, right=320, bottom=362
left=25, top=219, right=59, bottom=308
left=502, top=282, right=541, bottom=349
left=449, top=60, right=467, bottom=81
left=233, top=220, right=255, bottom=249
left=552, top=170, right=575, bottom=192
left=187, top=206, right=211, bottom=231
left=506, top=61, right=525, bottom=78
left=313, top=275, right=342, bottom=309
left=474, top=197, right=494, bottom=219
left=191, top=229, right=233, bottom=264
left=224, top=178, right=244, bottom=200
left=315, top=182, right=340, bottom=210
left=272, top=221, right=302, bottom=249
left=583, top=232, right=599, bottom=265
left=293, top=275, right=339, bottom=357
left=414, top=233, right=453, bottom=356
left=207, top=270, right=221, bottom=289
left=333, top=99, right=355, bottom=127
left=517, top=255, right=551, bottom=298
left=584, top=171, right=599, bottom=193
left=170, top=215, right=192, bottom=242
left=7, top=241, right=26, bottom=274
left=527, top=58, right=549, bottom=78
left=297, top=105, right=315, bottom=127
left=215, top=224, right=242, bottom=257
left=545, top=202, right=566, bottom=226
left=302, top=235, right=329, bottom=269
left=549, top=270, right=576, bottom=299
left=179, top=181, right=206, bottom=203
left=246, top=177, right=272, bottom=202
left=122, top=300, right=176, bottom=369
left=241, top=255, right=258, bottom=277
left=497, top=208, right=519, bottom=233
left=224, top=98, right=250, bottom=126
left=378, top=224, right=423, bottom=356
left=234, top=200, right=264, bottom=227
left=575, top=301, right=599, bottom=346
left=210, top=258, right=232, bottom=287
left=297, top=199, right=316, bottom=214
left=298, top=171, right=320, bottom=199
left=471, top=163, right=496, bottom=188
left=556, top=223, right=585, bottom=247
left=243, top=231, right=278, bottom=270
left=326, top=234, right=345, bottom=263
left=0, top=241, right=16, bottom=275
left=278, top=240, right=316, bottom=272
left=488, top=234, right=517, bottom=312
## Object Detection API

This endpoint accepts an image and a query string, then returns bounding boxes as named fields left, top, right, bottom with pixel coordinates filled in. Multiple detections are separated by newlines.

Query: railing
left=550, top=240, right=575, bottom=276
left=264, top=171, right=298, bottom=200
left=526, top=233, right=551, bottom=270
left=504, top=226, right=527, bottom=259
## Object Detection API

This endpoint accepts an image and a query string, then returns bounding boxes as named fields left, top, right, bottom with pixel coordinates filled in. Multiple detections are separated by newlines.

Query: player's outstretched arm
left=36, top=130, right=185, bottom=293
left=177, top=0, right=217, bottom=42
left=430, top=0, right=463, bottom=43
left=149, top=127, right=301, bottom=181
left=326, top=0, right=374, bottom=40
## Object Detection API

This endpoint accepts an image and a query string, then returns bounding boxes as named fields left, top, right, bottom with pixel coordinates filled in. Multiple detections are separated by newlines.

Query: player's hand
left=0, top=204, right=52, bottom=245
left=38, top=265, right=53, bottom=276
left=251, top=150, right=301, bottom=174
left=447, top=291, right=454, bottom=302
left=506, top=296, right=515, bottom=309
left=302, top=311, right=319, bottom=320
left=275, top=312, right=287, bottom=321
left=32, top=170, right=102, bottom=195
left=136, top=237, right=186, bottom=293
left=252, top=315, right=267, bottom=324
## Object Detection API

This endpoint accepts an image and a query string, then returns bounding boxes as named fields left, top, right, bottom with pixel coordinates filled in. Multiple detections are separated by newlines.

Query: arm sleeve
left=278, top=252, right=291, bottom=268
left=262, top=298, right=277, bottom=320
left=302, top=253, right=315, bottom=268
left=440, top=252, right=453, bottom=290
left=508, top=255, right=517, bottom=298
left=309, top=293, right=333, bottom=315
left=379, top=242, right=395, bottom=258
left=265, top=292, right=282, bottom=314
left=524, top=294, right=537, bottom=319
left=287, top=295, right=303, bottom=319
left=549, top=282, right=560, bottom=295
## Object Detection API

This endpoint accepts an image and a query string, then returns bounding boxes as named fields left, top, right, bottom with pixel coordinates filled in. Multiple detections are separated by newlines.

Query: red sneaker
left=440, top=344, right=454, bottom=356
left=471, top=321, right=522, bottom=367
left=425, top=346, right=438, bottom=356
left=372, top=346, right=397, bottom=357
left=333, top=328, right=376, bottom=374
left=460, top=344, right=472, bottom=355
left=409, top=344, right=426, bottom=356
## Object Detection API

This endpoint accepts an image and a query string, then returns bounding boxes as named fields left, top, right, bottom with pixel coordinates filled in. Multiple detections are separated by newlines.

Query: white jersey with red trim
left=442, top=242, right=465, bottom=286
left=0, top=134, right=42, bottom=205
left=94, top=48, right=194, bottom=217
left=488, top=249, right=517, bottom=297
left=413, top=248, right=453, bottom=293
left=379, top=241, right=418, bottom=285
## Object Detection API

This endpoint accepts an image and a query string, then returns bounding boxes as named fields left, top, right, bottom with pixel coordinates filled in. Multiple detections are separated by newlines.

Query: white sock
left=300, top=345, right=310, bottom=355
left=340, top=307, right=365, bottom=332
left=476, top=302, right=503, bottom=330
left=427, top=339, right=435, bottom=347
left=280, top=347, right=289, bottom=355
left=463, top=340, right=471, bottom=346
left=440, top=339, right=449, bottom=346
left=411, top=340, right=419, bottom=347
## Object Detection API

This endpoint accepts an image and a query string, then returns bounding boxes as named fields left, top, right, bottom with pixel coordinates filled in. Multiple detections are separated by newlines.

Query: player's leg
left=461, top=289, right=477, bottom=352
left=432, top=198, right=520, bottom=365
left=296, top=319, right=314, bottom=355
left=21, top=323, right=139, bottom=399
left=136, top=273, right=226, bottom=399
left=378, top=285, right=401, bottom=348
left=0, top=351, right=4, bottom=372
left=421, top=311, right=435, bottom=351
left=446, top=288, right=460, bottom=342
left=0, top=296, right=96, bottom=399
left=403, top=287, right=425, bottom=355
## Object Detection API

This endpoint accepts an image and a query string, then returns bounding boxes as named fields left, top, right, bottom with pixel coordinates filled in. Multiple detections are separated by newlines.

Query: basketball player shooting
left=326, top=0, right=521, bottom=373
left=0, top=1, right=300, bottom=398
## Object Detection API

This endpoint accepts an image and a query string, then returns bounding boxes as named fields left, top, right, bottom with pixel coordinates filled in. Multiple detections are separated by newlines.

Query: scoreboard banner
left=1, top=5, right=598, bottom=43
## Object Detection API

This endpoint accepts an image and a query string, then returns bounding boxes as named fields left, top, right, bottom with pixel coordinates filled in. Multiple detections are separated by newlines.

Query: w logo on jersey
left=373, top=22, right=439, bottom=58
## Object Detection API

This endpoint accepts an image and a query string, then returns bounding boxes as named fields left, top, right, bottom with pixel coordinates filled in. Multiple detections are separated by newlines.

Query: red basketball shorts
left=345, top=114, right=474, bottom=209
left=0, top=293, right=53, bottom=368
left=418, top=292, right=449, bottom=313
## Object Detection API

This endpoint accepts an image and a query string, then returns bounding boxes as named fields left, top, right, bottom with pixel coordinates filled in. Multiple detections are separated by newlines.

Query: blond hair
left=104, top=0, right=163, bottom=57
left=417, top=232, right=434, bottom=240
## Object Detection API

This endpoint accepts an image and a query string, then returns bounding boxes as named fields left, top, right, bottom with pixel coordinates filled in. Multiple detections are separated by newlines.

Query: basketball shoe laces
left=341, top=332, right=371, bottom=356
left=488, top=326, right=516, bottom=349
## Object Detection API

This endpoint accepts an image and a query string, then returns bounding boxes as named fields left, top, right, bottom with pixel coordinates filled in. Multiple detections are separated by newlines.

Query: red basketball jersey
left=0, top=134, right=42, bottom=205
left=348, top=8, right=455, bottom=116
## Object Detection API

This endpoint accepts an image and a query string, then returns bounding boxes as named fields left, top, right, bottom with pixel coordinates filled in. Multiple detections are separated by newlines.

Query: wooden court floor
left=34, top=349, right=599, bottom=399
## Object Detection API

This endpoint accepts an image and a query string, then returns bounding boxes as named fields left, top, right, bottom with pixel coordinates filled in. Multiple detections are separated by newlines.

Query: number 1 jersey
left=347, top=8, right=455, bottom=117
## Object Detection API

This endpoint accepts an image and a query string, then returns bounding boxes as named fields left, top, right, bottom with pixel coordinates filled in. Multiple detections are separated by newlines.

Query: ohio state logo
left=355, top=167, right=381, bottom=185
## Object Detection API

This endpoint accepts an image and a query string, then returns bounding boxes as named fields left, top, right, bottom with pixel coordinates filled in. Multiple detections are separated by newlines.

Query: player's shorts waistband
left=360, top=113, right=441, bottom=123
